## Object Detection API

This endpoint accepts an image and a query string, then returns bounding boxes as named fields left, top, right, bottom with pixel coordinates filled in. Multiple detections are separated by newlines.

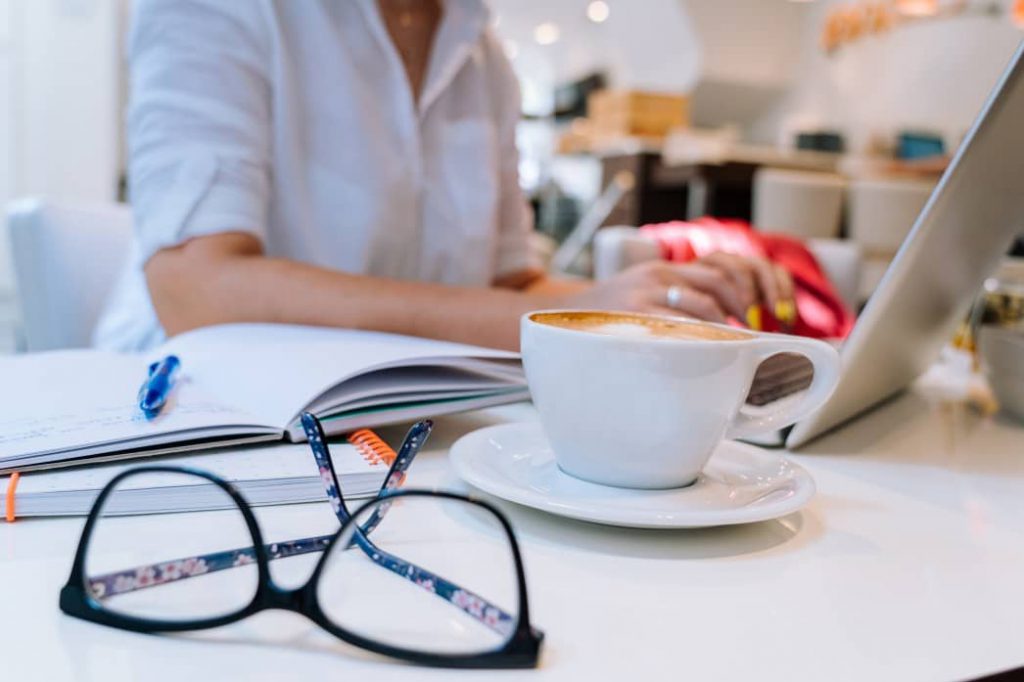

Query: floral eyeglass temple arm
left=88, top=533, right=334, bottom=599
left=301, top=413, right=428, bottom=528
left=87, top=418, right=517, bottom=637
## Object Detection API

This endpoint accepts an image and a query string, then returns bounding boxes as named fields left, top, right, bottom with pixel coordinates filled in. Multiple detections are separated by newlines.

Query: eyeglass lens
left=319, top=494, right=520, bottom=655
left=84, top=470, right=259, bottom=622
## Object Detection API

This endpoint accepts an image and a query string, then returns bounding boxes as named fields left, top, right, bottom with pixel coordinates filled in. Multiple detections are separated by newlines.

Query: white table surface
left=3, top=374, right=1024, bottom=681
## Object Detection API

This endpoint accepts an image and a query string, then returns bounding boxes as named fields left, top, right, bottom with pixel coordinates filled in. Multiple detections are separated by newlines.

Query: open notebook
left=0, top=323, right=527, bottom=473
left=1, top=440, right=388, bottom=519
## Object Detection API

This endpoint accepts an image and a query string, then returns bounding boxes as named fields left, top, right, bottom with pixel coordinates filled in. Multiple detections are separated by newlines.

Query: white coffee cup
left=520, top=310, right=841, bottom=489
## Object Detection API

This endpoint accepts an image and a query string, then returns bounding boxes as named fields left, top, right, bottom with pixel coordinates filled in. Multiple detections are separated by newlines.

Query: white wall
left=491, top=0, right=702, bottom=115
left=777, top=1, right=1023, bottom=152
left=489, top=0, right=810, bottom=133
left=9, top=0, right=122, bottom=202
left=0, top=0, right=13, bottom=296
left=684, top=0, right=806, bottom=88
left=0, top=0, right=123, bottom=298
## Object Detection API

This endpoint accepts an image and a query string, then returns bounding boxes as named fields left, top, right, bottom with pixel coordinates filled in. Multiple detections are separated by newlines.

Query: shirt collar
left=355, top=0, right=490, bottom=117
left=420, top=0, right=490, bottom=114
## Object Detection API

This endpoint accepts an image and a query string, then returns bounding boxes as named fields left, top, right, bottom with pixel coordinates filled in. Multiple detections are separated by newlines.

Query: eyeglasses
left=59, top=414, right=543, bottom=669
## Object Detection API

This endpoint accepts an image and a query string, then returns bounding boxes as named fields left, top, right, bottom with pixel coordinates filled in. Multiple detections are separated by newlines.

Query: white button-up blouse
left=95, top=0, right=538, bottom=351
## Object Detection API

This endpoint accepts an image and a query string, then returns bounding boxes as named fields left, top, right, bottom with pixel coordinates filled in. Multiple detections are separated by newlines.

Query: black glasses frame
left=59, top=419, right=542, bottom=669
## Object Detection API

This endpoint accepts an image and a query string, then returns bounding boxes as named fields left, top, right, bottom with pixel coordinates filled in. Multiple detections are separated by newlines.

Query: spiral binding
left=347, top=429, right=398, bottom=466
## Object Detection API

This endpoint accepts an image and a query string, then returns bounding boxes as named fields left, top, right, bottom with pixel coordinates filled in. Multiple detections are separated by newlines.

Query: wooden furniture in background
left=600, top=153, right=800, bottom=227
left=587, top=90, right=690, bottom=139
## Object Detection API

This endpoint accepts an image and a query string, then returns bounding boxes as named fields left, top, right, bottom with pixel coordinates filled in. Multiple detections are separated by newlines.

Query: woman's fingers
left=772, top=264, right=797, bottom=324
left=751, top=259, right=796, bottom=323
left=649, top=285, right=727, bottom=323
left=698, top=252, right=757, bottom=310
left=773, top=263, right=795, bottom=302
left=696, top=253, right=798, bottom=326
left=719, top=255, right=797, bottom=324
left=656, top=262, right=748, bottom=320
left=743, top=257, right=779, bottom=309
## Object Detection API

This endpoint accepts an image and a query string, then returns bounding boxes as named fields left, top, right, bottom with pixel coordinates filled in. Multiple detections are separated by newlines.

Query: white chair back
left=753, top=168, right=846, bottom=240
left=591, top=226, right=662, bottom=282
left=846, top=178, right=935, bottom=255
left=6, top=198, right=133, bottom=351
left=846, top=177, right=935, bottom=301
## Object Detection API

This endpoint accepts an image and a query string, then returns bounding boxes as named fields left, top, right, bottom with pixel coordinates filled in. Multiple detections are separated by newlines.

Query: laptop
left=759, top=40, right=1024, bottom=449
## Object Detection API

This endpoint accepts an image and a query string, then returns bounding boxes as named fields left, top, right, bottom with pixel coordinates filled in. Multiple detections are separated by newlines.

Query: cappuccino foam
left=531, top=312, right=750, bottom=341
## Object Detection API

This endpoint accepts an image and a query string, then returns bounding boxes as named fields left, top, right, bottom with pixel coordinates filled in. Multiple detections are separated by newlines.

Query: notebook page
left=294, top=388, right=530, bottom=439
left=159, top=323, right=521, bottom=429
left=305, top=365, right=525, bottom=415
left=0, top=351, right=272, bottom=465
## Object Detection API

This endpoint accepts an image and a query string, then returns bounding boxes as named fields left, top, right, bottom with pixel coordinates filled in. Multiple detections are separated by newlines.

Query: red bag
left=639, top=218, right=855, bottom=340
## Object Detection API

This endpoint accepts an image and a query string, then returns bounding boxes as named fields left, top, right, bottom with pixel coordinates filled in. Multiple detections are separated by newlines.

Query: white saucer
left=449, top=422, right=816, bottom=529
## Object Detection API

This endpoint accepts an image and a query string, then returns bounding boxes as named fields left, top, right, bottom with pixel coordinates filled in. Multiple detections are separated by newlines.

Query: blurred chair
left=804, top=237, right=862, bottom=311
left=591, top=226, right=661, bottom=280
left=6, top=198, right=132, bottom=351
left=846, top=177, right=935, bottom=301
left=753, top=168, right=846, bottom=240
left=593, top=226, right=862, bottom=311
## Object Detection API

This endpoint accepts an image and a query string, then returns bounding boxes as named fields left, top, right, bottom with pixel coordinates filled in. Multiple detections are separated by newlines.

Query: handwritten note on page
left=0, top=351, right=276, bottom=468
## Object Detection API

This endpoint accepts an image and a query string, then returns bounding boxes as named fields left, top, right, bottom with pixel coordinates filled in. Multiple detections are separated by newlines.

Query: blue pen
left=138, top=355, right=181, bottom=420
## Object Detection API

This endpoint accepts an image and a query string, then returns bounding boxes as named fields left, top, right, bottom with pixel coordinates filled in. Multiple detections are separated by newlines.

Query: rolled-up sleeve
left=487, top=32, right=542, bottom=280
left=128, top=0, right=271, bottom=264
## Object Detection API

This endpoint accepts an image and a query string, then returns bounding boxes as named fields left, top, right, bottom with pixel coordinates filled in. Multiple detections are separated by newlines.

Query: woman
left=96, top=0, right=793, bottom=352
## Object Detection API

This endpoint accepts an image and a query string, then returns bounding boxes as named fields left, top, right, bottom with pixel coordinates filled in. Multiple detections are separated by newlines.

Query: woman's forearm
left=146, top=236, right=563, bottom=350
left=225, top=257, right=562, bottom=349
left=145, top=232, right=778, bottom=350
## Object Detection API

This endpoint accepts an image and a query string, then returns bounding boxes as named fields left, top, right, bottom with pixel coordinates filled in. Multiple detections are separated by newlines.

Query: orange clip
left=5, top=472, right=21, bottom=523
left=347, top=430, right=398, bottom=466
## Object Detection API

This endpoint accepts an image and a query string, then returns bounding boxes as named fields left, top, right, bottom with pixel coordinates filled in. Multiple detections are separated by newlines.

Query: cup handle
left=725, top=335, right=842, bottom=440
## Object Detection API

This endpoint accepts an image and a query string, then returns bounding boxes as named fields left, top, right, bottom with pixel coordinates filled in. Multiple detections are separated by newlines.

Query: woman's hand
left=697, top=252, right=796, bottom=324
left=561, top=255, right=795, bottom=326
